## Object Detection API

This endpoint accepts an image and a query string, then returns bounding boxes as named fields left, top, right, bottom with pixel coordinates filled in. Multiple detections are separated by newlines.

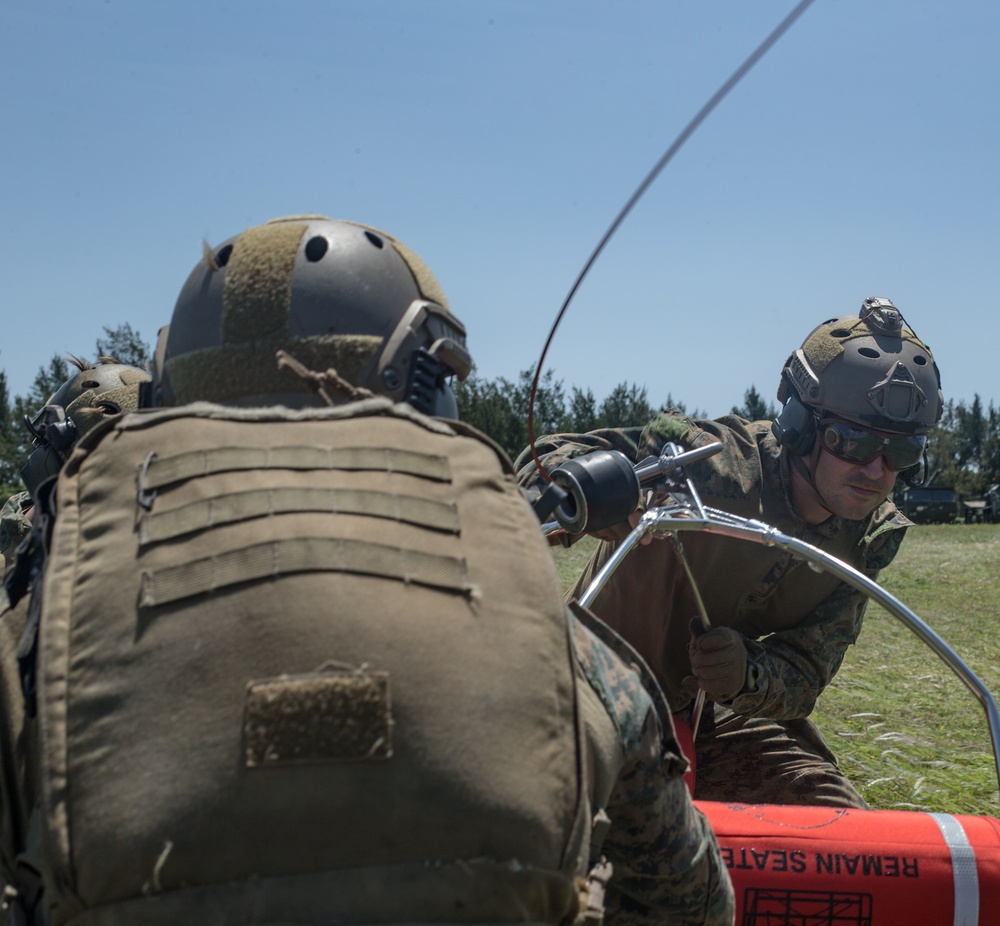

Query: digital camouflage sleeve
left=0, top=493, right=33, bottom=568
left=518, top=414, right=908, bottom=722
left=570, top=611, right=734, bottom=926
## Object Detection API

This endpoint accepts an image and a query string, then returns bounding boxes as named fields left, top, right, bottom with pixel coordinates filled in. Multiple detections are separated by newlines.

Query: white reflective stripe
left=930, top=812, right=979, bottom=926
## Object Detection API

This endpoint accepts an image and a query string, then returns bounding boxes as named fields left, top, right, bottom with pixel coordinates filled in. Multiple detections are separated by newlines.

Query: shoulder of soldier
left=642, top=411, right=699, bottom=448
left=567, top=601, right=675, bottom=755
left=1, top=493, right=31, bottom=517
left=513, top=425, right=651, bottom=486
left=438, top=416, right=516, bottom=475
left=644, top=411, right=765, bottom=455
left=644, top=413, right=771, bottom=499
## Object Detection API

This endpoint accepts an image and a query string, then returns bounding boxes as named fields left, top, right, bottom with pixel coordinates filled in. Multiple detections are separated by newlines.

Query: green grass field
left=553, top=524, right=1000, bottom=815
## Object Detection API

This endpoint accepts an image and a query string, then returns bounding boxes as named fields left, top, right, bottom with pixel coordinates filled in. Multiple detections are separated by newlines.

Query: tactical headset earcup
left=901, top=453, right=928, bottom=488
left=771, top=395, right=817, bottom=456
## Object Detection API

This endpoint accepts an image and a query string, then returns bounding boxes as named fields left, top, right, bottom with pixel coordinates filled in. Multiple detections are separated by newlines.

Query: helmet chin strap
left=789, top=445, right=837, bottom=523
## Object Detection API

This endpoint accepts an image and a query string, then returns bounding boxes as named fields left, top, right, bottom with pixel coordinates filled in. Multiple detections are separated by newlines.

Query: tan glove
left=684, top=623, right=748, bottom=703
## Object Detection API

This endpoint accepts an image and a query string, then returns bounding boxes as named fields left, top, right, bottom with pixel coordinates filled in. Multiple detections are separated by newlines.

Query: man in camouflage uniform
left=517, top=299, right=942, bottom=809
left=0, top=493, right=32, bottom=571
left=160, top=215, right=733, bottom=926
left=5, top=217, right=733, bottom=926
left=1, top=359, right=150, bottom=572
left=18, top=358, right=152, bottom=501
left=1, top=358, right=151, bottom=921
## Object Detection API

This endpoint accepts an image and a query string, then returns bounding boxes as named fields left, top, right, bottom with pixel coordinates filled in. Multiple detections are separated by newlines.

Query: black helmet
left=21, top=359, right=151, bottom=497
left=153, top=215, right=471, bottom=416
left=777, top=297, right=943, bottom=435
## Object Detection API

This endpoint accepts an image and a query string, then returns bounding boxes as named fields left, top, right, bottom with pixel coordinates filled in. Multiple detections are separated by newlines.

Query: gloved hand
left=684, top=623, right=748, bottom=703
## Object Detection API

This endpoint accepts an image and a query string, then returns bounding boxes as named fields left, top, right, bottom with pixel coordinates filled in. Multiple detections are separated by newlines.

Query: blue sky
left=2, top=1, right=997, bottom=419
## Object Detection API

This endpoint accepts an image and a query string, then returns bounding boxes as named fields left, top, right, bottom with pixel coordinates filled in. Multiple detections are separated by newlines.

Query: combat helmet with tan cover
left=780, top=297, right=942, bottom=431
left=20, top=357, right=151, bottom=498
left=772, top=297, right=943, bottom=461
left=151, top=215, right=471, bottom=416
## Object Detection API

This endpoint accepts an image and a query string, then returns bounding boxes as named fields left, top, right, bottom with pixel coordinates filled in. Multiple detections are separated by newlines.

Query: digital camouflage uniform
left=0, top=580, right=36, bottom=913
left=517, top=411, right=910, bottom=808
left=570, top=606, right=734, bottom=925
left=1, top=493, right=38, bottom=919
left=0, top=492, right=33, bottom=569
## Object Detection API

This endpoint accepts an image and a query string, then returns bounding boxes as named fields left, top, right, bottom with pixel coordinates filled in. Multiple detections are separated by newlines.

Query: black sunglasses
left=817, top=418, right=927, bottom=471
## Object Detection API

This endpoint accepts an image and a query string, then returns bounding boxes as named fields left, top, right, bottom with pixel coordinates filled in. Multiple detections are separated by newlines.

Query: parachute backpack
left=19, top=217, right=590, bottom=926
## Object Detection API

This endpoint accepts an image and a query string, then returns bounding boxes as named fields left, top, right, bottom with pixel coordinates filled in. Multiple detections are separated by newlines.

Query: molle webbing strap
left=139, top=487, right=460, bottom=545
left=141, top=446, right=452, bottom=490
left=139, top=537, right=470, bottom=608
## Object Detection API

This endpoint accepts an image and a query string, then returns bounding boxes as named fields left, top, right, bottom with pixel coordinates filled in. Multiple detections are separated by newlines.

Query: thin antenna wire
left=527, top=0, right=816, bottom=481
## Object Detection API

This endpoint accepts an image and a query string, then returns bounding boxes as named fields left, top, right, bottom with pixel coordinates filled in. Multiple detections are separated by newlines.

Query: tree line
left=456, top=372, right=1000, bottom=499
left=2, top=324, right=998, bottom=502
left=923, top=397, right=1000, bottom=499
left=453, top=371, right=776, bottom=464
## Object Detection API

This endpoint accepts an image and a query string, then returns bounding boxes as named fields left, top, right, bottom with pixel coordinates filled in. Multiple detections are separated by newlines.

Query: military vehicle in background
left=958, top=483, right=999, bottom=523
left=986, top=484, right=1000, bottom=523
left=898, top=484, right=961, bottom=524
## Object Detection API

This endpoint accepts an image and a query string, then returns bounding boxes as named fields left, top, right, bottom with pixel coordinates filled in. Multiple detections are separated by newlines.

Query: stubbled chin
left=834, top=486, right=885, bottom=519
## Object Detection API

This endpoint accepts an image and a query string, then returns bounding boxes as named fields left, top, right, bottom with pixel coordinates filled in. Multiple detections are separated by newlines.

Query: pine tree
left=0, top=368, right=23, bottom=499
left=731, top=385, right=777, bottom=421
left=95, top=323, right=152, bottom=369
left=595, top=383, right=655, bottom=430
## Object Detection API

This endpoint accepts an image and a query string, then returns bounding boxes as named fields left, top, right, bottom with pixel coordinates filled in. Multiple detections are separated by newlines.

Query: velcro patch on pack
left=244, top=670, right=393, bottom=766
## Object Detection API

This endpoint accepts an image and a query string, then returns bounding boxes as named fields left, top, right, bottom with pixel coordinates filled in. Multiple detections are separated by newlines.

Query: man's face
left=811, top=445, right=898, bottom=521
left=791, top=416, right=925, bottom=524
